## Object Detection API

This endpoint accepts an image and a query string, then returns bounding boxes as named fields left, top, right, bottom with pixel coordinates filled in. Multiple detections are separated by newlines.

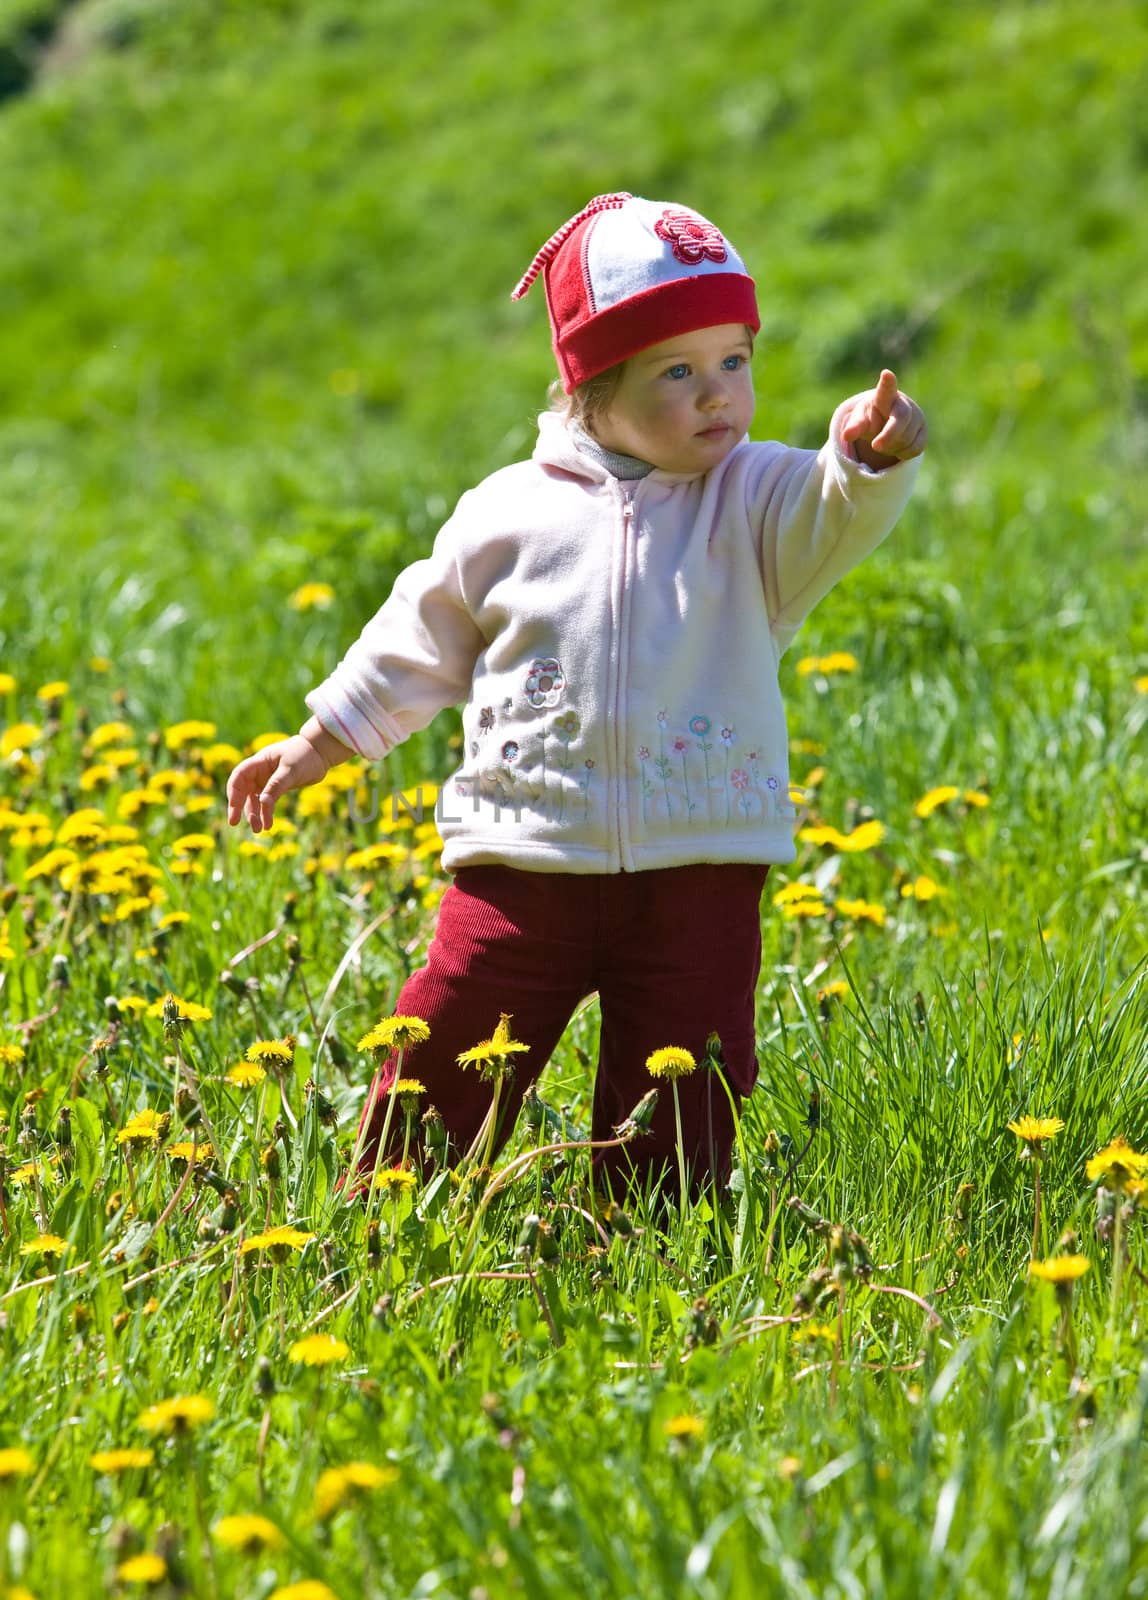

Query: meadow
left=1, top=0, right=1147, bottom=1595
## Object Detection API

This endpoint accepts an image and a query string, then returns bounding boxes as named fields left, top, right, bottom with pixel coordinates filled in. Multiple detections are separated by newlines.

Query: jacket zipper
left=613, top=487, right=635, bottom=869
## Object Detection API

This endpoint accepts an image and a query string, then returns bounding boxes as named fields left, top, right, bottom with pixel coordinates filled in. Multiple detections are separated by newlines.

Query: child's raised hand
left=226, top=734, right=331, bottom=834
left=839, top=369, right=927, bottom=470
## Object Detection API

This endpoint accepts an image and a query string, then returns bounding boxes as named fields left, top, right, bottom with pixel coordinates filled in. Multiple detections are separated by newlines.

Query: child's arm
left=226, top=717, right=351, bottom=834
left=751, top=368, right=926, bottom=654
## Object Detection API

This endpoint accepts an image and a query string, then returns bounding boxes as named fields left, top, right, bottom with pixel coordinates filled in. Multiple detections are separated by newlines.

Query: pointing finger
left=873, top=369, right=899, bottom=414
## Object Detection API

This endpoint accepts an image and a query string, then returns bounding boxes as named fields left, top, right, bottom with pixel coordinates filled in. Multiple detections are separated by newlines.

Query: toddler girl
left=227, top=192, right=927, bottom=1198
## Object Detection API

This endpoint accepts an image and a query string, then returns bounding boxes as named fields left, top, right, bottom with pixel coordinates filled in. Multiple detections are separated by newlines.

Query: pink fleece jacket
left=306, top=405, right=921, bottom=873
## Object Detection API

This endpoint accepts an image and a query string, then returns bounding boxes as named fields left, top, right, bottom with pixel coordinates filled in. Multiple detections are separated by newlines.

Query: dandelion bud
left=684, top=1297, right=719, bottom=1350
left=326, top=1032, right=350, bottom=1073
left=615, top=1087, right=658, bottom=1141
left=366, top=1220, right=382, bottom=1266
left=284, top=932, right=302, bottom=968
left=283, top=891, right=299, bottom=923
left=705, top=1030, right=724, bottom=1064
left=56, top=1103, right=72, bottom=1149
left=601, top=1201, right=633, bottom=1237
left=49, top=952, right=70, bottom=991
left=260, top=1143, right=281, bottom=1180
left=218, top=1189, right=240, bottom=1233
left=806, top=1088, right=821, bottom=1133
left=255, top=1356, right=275, bottom=1400
left=763, top=1130, right=780, bottom=1170
left=0, top=884, right=16, bottom=910
left=372, top=1293, right=392, bottom=1327
left=521, top=1084, right=544, bottom=1132
left=105, top=994, right=122, bottom=1025
left=18, top=1101, right=37, bottom=1151
left=422, top=1105, right=447, bottom=1154
left=218, top=967, right=246, bottom=997
left=176, top=1085, right=201, bottom=1127
left=517, top=1213, right=541, bottom=1255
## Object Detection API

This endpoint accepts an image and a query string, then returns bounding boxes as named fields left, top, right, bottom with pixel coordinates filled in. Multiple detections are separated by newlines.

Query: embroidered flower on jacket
left=501, top=741, right=519, bottom=763
left=523, top=658, right=565, bottom=708
left=671, top=736, right=688, bottom=755
left=720, top=726, right=735, bottom=746
left=766, top=775, right=780, bottom=790
left=730, top=769, right=750, bottom=792
left=689, top=715, right=711, bottom=737
left=657, top=710, right=669, bottom=729
left=637, top=746, right=650, bottom=761
left=478, top=707, right=495, bottom=734
left=553, top=710, right=580, bottom=740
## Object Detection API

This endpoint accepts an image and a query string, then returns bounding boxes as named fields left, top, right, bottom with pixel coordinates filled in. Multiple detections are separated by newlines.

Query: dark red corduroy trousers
left=352, top=861, right=769, bottom=1196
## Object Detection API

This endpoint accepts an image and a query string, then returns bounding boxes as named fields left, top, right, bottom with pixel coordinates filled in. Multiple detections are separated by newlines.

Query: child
left=227, top=192, right=926, bottom=1198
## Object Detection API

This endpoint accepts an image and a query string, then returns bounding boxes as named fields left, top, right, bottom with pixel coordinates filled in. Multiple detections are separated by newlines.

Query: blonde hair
left=547, top=323, right=756, bottom=435
left=547, top=363, right=626, bottom=435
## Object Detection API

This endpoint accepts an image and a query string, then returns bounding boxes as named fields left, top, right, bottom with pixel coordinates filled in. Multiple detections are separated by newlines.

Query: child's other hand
left=226, top=735, right=331, bottom=833
left=839, top=369, right=927, bottom=471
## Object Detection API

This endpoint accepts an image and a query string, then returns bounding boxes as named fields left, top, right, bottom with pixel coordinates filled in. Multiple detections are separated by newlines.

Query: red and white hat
left=512, top=192, right=759, bottom=393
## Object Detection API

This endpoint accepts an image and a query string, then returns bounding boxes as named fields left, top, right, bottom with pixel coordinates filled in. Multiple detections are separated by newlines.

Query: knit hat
left=512, top=192, right=760, bottom=393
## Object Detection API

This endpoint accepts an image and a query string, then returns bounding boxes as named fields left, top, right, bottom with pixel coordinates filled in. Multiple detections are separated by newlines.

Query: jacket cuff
left=303, top=685, right=404, bottom=763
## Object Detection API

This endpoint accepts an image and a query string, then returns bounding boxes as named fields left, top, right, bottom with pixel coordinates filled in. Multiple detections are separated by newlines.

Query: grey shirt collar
left=570, top=423, right=654, bottom=481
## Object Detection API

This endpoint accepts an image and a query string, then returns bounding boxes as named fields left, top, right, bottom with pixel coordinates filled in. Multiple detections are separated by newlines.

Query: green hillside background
left=1, top=0, right=1145, bottom=756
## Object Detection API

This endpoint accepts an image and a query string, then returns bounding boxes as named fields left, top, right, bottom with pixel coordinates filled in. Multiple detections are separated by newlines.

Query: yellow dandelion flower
left=782, top=900, right=827, bottom=920
left=197, top=741, right=243, bottom=771
left=116, top=1109, right=168, bottom=1147
left=914, top=785, right=960, bottom=818
left=901, top=876, right=944, bottom=901
left=1029, top=1255, right=1090, bottom=1284
left=834, top=898, right=887, bottom=926
left=22, top=848, right=81, bottom=882
left=158, top=911, right=191, bottom=930
left=663, top=1414, right=705, bottom=1442
left=456, top=1013, right=531, bottom=1076
left=0, top=672, right=16, bottom=694
left=288, top=1333, right=350, bottom=1367
left=645, top=1047, right=697, bottom=1081
left=144, top=994, right=212, bottom=1022
left=0, top=1043, right=26, bottom=1067
left=245, top=1037, right=296, bottom=1067
left=838, top=820, right=885, bottom=852
left=138, top=1395, right=215, bottom=1435
left=1086, top=1136, right=1148, bottom=1190
left=172, top=832, right=214, bottom=856
left=165, top=1142, right=213, bottom=1166
left=267, top=842, right=299, bottom=862
left=241, top=1227, right=315, bottom=1262
left=20, top=1233, right=68, bottom=1258
left=388, top=1078, right=427, bottom=1101
left=1, top=724, right=41, bottom=759
left=313, top=1460, right=397, bottom=1520
left=56, top=808, right=110, bottom=845
left=163, top=720, right=217, bottom=751
left=212, top=1514, right=286, bottom=1553
left=1134, top=675, right=1148, bottom=695
left=371, top=1168, right=417, bottom=1194
left=116, top=1553, right=167, bottom=1585
left=358, top=1015, right=431, bottom=1053
left=778, top=1455, right=803, bottom=1479
left=963, top=789, right=990, bottom=808
left=79, top=764, right=117, bottom=791
left=89, top=721, right=134, bottom=748
left=184, top=795, right=215, bottom=814
left=34, top=680, right=69, bottom=702
left=269, top=1582, right=341, bottom=1600
left=288, top=583, right=335, bottom=612
left=250, top=731, right=291, bottom=752
left=772, top=882, right=824, bottom=907
left=793, top=1321, right=837, bottom=1343
left=796, top=652, right=857, bottom=676
left=225, top=1061, right=267, bottom=1089
left=817, top=981, right=850, bottom=1002
left=1007, top=1116, right=1064, bottom=1148
left=89, top=1448, right=155, bottom=1473
left=102, top=746, right=141, bottom=769
left=0, top=1448, right=34, bottom=1479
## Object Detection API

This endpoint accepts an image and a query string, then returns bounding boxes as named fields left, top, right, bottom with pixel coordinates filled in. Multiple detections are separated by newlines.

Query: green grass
left=1, top=0, right=1147, bottom=1594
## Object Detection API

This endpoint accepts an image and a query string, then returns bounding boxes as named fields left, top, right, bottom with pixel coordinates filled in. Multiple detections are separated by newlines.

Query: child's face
left=592, top=322, right=755, bottom=474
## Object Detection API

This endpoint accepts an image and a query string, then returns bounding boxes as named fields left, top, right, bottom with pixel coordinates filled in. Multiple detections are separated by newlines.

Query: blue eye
left=722, top=354, right=745, bottom=371
left=665, top=363, right=689, bottom=380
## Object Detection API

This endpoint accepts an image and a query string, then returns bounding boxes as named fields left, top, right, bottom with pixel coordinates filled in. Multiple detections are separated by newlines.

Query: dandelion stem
left=1110, top=1201, right=1125, bottom=1342
left=1032, top=1157, right=1042, bottom=1260
left=362, top=1045, right=407, bottom=1228
left=671, top=1080, right=689, bottom=1224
